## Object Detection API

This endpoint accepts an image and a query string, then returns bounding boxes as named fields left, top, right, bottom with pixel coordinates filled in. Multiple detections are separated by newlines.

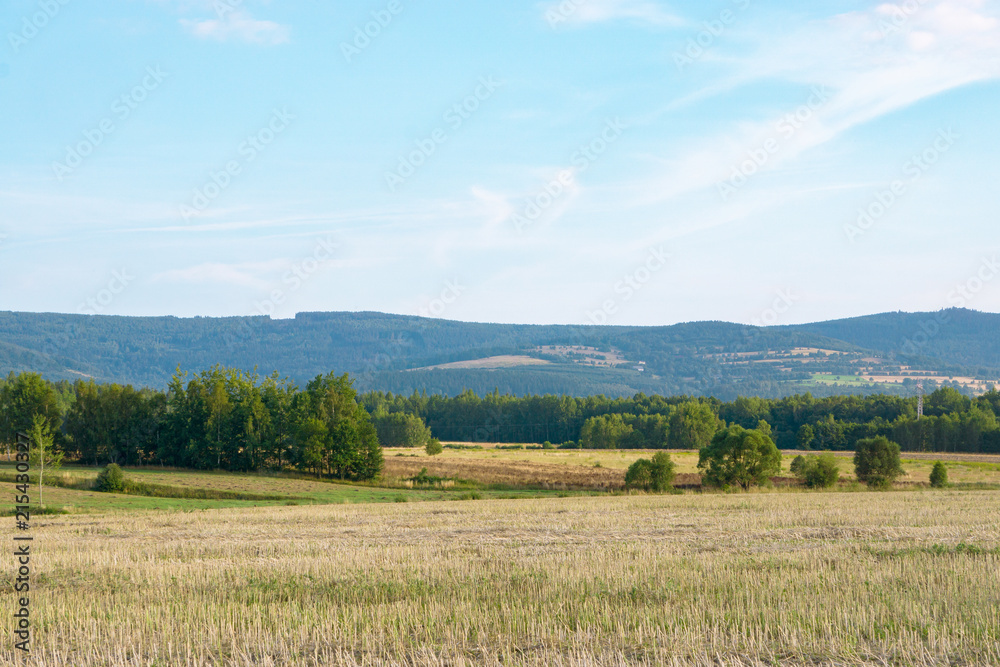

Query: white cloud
left=152, top=260, right=287, bottom=289
left=543, top=0, right=684, bottom=28
left=181, top=11, right=289, bottom=45
left=629, top=0, right=1000, bottom=210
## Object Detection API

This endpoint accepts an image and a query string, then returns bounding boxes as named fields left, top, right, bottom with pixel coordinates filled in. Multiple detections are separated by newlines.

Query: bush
left=624, top=459, right=652, bottom=489
left=789, top=455, right=807, bottom=476
left=698, top=425, right=781, bottom=490
left=94, top=463, right=125, bottom=493
left=799, top=452, right=840, bottom=488
left=929, top=461, right=948, bottom=488
left=425, top=438, right=443, bottom=456
left=373, top=412, right=432, bottom=448
left=853, top=436, right=904, bottom=489
left=625, top=452, right=676, bottom=492
left=408, top=468, right=444, bottom=485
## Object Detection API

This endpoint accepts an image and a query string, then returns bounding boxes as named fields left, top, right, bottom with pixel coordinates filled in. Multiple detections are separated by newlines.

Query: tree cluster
left=1, top=368, right=383, bottom=480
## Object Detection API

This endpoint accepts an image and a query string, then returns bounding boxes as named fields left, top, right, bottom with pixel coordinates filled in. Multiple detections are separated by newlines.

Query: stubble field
left=4, top=488, right=1000, bottom=666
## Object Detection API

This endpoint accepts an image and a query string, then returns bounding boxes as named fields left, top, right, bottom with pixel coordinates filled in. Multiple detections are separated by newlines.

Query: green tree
left=853, top=436, right=904, bottom=489
left=789, top=454, right=807, bottom=476
left=624, top=458, right=652, bottom=490
left=796, top=452, right=840, bottom=488
left=625, top=453, right=676, bottom=492
left=425, top=438, right=443, bottom=456
left=295, top=373, right=382, bottom=480
left=579, top=414, right=633, bottom=449
left=95, top=463, right=126, bottom=493
left=698, top=425, right=781, bottom=490
left=929, top=461, right=948, bottom=488
left=373, top=412, right=432, bottom=447
left=648, top=452, right=676, bottom=491
left=27, top=415, right=63, bottom=507
left=669, top=401, right=721, bottom=449
left=1, top=373, right=62, bottom=451
left=797, top=424, right=815, bottom=450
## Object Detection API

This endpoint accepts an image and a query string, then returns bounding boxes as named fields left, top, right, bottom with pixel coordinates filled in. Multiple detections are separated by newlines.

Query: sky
left=1, top=0, right=999, bottom=327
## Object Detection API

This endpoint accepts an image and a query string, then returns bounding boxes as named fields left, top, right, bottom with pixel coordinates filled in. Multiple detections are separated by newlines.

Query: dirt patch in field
left=384, top=456, right=627, bottom=489
left=383, top=457, right=711, bottom=491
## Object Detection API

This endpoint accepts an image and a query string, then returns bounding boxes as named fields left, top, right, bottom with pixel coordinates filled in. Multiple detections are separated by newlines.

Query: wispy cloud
left=629, top=0, right=1000, bottom=208
left=543, top=0, right=684, bottom=27
left=152, top=260, right=288, bottom=289
left=181, top=11, right=290, bottom=45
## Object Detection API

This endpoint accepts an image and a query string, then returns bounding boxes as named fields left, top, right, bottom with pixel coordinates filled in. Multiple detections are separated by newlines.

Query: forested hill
left=795, top=309, right=1000, bottom=369
left=0, top=308, right=998, bottom=399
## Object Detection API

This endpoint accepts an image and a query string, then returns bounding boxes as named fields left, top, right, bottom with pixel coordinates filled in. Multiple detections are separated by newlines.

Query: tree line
left=1, top=370, right=998, bottom=477
left=362, top=386, right=1000, bottom=453
left=0, top=368, right=382, bottom=479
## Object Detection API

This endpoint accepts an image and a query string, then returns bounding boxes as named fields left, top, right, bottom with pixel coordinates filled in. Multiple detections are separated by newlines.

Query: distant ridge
left=0, top=308, right=997, bottom=399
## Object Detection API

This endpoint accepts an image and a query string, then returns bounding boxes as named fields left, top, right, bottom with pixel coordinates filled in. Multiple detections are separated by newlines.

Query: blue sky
left=1, top=0, right=998, bottom=326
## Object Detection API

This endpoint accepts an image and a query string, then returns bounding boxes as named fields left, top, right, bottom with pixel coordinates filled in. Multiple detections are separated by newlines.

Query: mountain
left=0, top=309, right=997, bottom=399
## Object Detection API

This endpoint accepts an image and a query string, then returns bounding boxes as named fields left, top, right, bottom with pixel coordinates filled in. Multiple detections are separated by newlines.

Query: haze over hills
left=0, top=309, right=997, bottom=400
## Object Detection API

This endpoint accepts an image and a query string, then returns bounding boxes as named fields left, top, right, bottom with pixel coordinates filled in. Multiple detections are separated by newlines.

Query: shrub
left=94, top=463, right=125, bottom=493
left=801, top=452, right=840, bottom=488
left=648, top=452, right=676, bottom=491
left=625, top=452, right=676, bottom=492
left=929, top=461, right=948, bottom=488
left=853, top=436, right=904, bottom=489
left=698, top=425, right=781, bottom=490
left=425, top=438, right=443, bottom=456
left=408, top=467, right=441, bottom=485
left=624, top=459, right=652, bottom=490
left=789, top=455, right=807, bottom=476
left=373, top=412, right=432, bottom=448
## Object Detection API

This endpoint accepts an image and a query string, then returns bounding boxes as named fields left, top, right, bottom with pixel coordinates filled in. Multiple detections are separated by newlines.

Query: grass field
left=385, top=446, right=1000, bottom=490
left=5, top=450, right=1000, bottom=665
left=4, top=490, right=999, bottom=666
left=4, top=447, right=1000, bottom=515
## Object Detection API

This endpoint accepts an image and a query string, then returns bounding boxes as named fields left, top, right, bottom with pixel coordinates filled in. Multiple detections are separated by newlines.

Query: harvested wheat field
left=384, top=453, right=631, bottom=489
left=383, top=447, right=1000, bottom=489
left=6, top=490, right=1000, bottom=666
